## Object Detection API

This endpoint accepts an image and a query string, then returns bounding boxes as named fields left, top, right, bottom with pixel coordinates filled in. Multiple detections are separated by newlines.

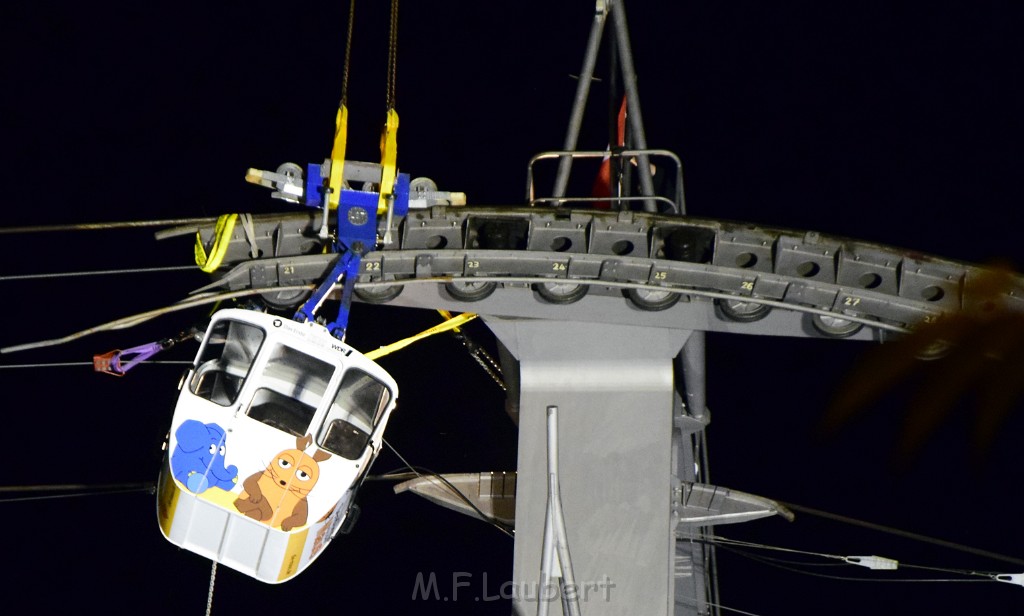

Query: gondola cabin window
left=318, top=370, right=392, bottom=459
left=245, top=343, right=335, bottom=437
left=189, top=319, right=265, bottom=406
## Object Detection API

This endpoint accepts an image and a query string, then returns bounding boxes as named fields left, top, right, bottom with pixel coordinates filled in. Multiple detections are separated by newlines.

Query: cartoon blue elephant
left=171, top=420, right=239, bottom=494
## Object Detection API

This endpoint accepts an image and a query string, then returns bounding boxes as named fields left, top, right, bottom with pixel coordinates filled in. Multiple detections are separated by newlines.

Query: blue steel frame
left=294, top=164, right=410, bottom=339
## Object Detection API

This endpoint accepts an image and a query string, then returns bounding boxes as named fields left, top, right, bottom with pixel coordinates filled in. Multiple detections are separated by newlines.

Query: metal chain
left=470, top=351, right=506, bottom=390
left=340, top=0, right=356, bottom=107
left=205, top=561, right=217, bottom=616
left=452, top=331, right=506, bottom=390
left=386, top=0, right=398, bottom=110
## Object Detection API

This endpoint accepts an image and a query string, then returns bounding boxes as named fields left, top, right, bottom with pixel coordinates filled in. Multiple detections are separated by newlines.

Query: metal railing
left=526, top=148, right=687, bottom=215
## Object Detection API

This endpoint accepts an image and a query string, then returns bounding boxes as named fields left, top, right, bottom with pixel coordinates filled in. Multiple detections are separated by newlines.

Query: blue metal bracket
left=336, top=188, right=380, bottom=245
left=304, top=163, right=325, bottom=208
left=392, top=172, right=411, bottom=218
left=293, top=178, right=385, bottom=339
left=328, top=250, right=363, bottom=337
left=294, top=249, right=363, bottom=338
left=300, top=163, right=410, bottom=216
left=291, top=163, right=412, bottom=339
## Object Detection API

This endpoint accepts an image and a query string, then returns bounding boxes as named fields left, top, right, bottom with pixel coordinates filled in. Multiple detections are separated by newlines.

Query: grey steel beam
left=608, top=0, right=657, bottom=212
left=552, top=4, right=608, bottom=202
left=680, top=331, right=707, bottom=420
left=486, top=318, right=693, bottom=615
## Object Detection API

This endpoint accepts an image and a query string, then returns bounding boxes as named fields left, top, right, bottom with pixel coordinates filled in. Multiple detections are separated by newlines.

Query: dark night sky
left=1, top=2, right=1023, bottom=614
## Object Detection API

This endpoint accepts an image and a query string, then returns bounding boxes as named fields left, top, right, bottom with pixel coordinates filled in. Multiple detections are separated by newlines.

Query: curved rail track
left=162, top=206, right=1024, bottom=341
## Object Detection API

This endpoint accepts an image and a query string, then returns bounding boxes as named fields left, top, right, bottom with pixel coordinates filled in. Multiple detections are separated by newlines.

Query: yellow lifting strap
left=195, top=213, right=238, bottom=273
left=326, top=105, right=349, bottom=210
left=365, top=310, right=476, bottom=361
left=376, top=108, right=399, bottom=215
left=437, top=309, right=458, bottom=329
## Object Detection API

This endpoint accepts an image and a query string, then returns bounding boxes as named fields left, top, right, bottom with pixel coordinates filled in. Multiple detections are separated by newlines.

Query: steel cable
left=0, top=217, right=216, bottom=235
left=0, top=265, right=195, bottom=282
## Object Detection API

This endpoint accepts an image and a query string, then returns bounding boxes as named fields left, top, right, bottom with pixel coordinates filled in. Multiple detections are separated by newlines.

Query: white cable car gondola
left=157, top=308, right=398, bottom=583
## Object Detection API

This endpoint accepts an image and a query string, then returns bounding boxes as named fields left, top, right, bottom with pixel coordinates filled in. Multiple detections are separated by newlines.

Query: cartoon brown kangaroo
left=234, top=434, right=331, bottom=531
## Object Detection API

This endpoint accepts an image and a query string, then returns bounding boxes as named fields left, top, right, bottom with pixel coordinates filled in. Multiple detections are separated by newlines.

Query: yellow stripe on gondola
left=376, top=108, right=399, bottom=215
left=278, top=528, right=310, bottom=582
left=157, top=471, right=181, bottom=537
left=327, top=105, right=349, bottom=210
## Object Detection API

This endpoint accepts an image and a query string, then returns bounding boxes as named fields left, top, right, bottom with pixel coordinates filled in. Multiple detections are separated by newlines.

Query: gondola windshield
left=318, top=369, right=392, bottom=459
left=190, top=319, right=265, bottom=406
left=247, top=344, right=335, bottom=438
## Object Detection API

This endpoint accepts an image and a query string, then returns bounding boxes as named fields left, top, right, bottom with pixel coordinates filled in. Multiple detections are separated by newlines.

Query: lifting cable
left=1, top=273, right=914, bottom=355
left=0, top=482, right=154, bottom=504
left=0, top=217, right=216, bottom=235
left=327, top=0, right=357, bottom=209
left=676, top=497, right=1024, bottom=585
left=684, top=535, right=1008, bottom=585
left=0, top=284, right=315, bottom=354
left=0, top=286, right=491, bottom=382
left=776, top=500, right=1024, bottom=568
left=376, top=0, right=400, bottom=216
left=381, top=439, right=514, bottom=538
left=340, top=0, right=356, bottom=108
left=0, top=265, right=195, bottom=283
left=676, top=597, right=763, bottom=616
left=386, top=0, right=398, bottom=113
left=0, top=360, right=190, bottom=370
